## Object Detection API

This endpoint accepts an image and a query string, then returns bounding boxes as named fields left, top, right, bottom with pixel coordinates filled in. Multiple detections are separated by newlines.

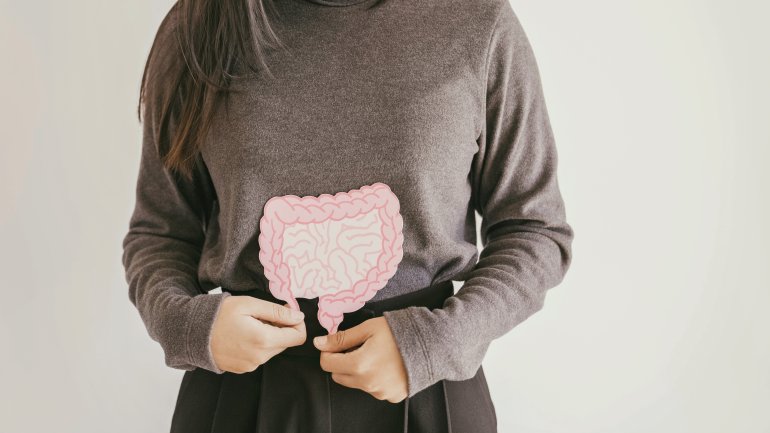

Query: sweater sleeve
left=121, top=6, right=231, bottom=374
left=382, top=1, right=574, bottom=397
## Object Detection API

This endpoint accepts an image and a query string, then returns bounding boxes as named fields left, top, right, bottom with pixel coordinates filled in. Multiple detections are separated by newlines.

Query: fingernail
left=314, top=335, right=327, bottom=346
left=292, top=310, right=305, bottom=320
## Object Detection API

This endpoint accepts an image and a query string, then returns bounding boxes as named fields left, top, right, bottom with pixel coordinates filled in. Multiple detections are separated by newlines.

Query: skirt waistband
left=222, top=279, right=454, bottom=358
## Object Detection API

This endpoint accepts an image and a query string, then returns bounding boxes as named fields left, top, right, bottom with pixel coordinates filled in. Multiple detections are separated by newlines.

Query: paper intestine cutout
left=257, top=182, right=404, bottom=334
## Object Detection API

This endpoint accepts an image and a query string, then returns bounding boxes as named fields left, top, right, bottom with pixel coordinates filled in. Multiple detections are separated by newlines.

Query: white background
left=1, top=0, right=767, bottom=432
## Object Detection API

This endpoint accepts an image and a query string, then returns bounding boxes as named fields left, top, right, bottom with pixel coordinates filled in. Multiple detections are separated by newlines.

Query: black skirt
left=170, top=280, right=498, bottom=433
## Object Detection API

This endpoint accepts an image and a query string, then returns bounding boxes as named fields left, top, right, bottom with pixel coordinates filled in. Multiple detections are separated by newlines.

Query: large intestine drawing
left=257, top=182, right=404, bottom=334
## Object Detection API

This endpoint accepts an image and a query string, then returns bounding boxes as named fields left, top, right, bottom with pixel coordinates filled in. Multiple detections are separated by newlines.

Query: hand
left=211, top=297, right=307, bottom=373
left=313, top=316, right=408, bottom=403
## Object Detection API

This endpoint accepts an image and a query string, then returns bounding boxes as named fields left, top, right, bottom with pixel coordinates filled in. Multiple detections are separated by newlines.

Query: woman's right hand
left=210, top=296, right=307, bottom=373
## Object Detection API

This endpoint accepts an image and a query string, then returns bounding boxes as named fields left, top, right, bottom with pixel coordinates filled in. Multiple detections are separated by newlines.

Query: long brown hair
left=137, top=0, right=286, bottom=181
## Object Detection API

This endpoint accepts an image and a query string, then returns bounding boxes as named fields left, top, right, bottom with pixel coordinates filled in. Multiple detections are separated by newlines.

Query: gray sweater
left=121, top=0, right=574, bottom=398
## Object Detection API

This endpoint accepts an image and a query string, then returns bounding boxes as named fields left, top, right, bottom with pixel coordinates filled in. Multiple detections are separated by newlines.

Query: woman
left=121, top=0, right=574, bottom=431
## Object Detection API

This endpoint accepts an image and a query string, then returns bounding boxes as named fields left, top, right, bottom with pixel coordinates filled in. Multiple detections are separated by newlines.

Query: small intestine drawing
left=257, top=182, right=404, bottom=334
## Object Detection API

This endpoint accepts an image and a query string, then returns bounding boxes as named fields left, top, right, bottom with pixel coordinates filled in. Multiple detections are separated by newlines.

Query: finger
left=319, top=344, right=368, bottom=375
left=329, top=372, right=363, bottom=391
left=313, top=321, right=371, bottom=353
left=239, top=297, right=305, bottom=326
left=254, top=320, right=307, bottom=349
left=272, top=302, right=303, bottom=326
left=257, top=346, right=285, bottom=365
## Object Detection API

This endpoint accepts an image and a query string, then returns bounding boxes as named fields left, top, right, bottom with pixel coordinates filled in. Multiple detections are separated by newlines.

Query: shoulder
left=475, top=0, right=538, bottom=67
left=435, top=0, right=504, bottom=26
left=140, top=2, right=183, bottom=128
left=156, top=1, right=181, bottom=38
left=427, top=0, right=523, bottom=54
left=440, top=0, right=513, bottom=30
left=467, top=0, right=529, bottom=48
left=146, top=1, right=182, bottom=74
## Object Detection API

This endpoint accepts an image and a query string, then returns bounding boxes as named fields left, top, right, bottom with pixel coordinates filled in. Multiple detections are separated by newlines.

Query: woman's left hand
left=313, top=317, right=408, bottom=403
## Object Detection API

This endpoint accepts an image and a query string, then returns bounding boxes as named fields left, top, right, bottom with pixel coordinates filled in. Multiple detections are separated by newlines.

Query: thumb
left=313, top=323, right=370, bottom=352
left=240, top=297, right=305, bottom=326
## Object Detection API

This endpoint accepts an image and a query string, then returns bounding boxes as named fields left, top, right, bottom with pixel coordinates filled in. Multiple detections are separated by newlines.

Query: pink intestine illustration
left=257, top=182, right=404, bottom=334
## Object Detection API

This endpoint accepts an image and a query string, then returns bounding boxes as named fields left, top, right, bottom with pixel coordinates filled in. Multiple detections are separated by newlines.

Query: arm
left=121, top=8, right=231, bottom=373
left=383, top=1, right=574, bottom=397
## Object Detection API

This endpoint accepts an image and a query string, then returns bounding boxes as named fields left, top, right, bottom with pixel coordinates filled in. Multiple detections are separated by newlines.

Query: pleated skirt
left=169, top=280, right=498, bottom=433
